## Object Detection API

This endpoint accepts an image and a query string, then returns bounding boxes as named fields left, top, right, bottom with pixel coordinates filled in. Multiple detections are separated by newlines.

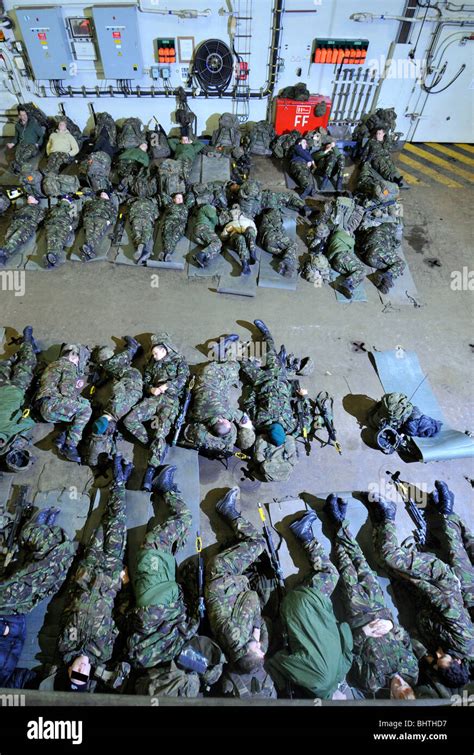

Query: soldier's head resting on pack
left=180, top=135, right=191, bottom=144
left=390, top=674, right=415, bottom=700
left=235, top=635, right=265, bottom=674
left=297, top=137, right=308, bottom=150
left=374, top=128, right=385, bottom=142
left=139, top=142, right=148, bottom=152
left=68, top=655, right=91, bottom=692
left=212, top=417, right=232, bottom=437
left=430, top=648, right=471, bottom=688
left=151, top=344, right=168, bottom=361
left=27, top=194, right=39, bottom=205
left=61, top=343, right=80, bottom=365
left=57, top=120, right=67, bottom=133
left=267, top=422, right=286, bottom=447
left=172, top=192, right=184, bottom=205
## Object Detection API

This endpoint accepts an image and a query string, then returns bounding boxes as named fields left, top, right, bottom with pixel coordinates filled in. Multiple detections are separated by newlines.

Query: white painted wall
left=1, top=0, right=473, bottom=141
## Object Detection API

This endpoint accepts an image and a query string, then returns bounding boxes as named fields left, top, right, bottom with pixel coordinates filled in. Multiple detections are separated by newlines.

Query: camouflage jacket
left=36, top=357, right=83, bottom=401
left=206, top=575, right=263, bottom=663
left=83, top=194, right=119, bottom=224
left=143, top=353, right=189, bottom=398
left=9, top=204, right=46, bottom=232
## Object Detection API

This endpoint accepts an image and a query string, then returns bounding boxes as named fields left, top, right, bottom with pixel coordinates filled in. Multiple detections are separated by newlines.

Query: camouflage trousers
left=38, top=395, right=92, bottom=446
left=302, top=538, right=339, bottom=597
left=439, top=513, right=474, bottom=611
left=142, top=490, right=191, bottom=554
left=161, top=215, right=187, bottom=258
left=83, top=217, right=112, bottom=252
left=12, top=143, right=39, bottom=173
left=367, top=149, right=401, bottom=184
left=327, top=240, right=365, bottom=288
left=123, top=392, right=181, bottom=467
left=193, top=223, right=222, bottom=260
left=259, top=229, right=297, bottom=274
left=44, top=151, right=72, bottom=175
left=3, top=218, right=39, bottom=259
left=228, top=229, right=257, bottom=264
left=373, top=519, right=474, bottom=656
left=314, top=152, right=344, bottom=181
left=359, top=224, right=405, bottom=278
left=332, top=524, right=386, bottom=624
left=289, top=161, right=314, bottom=192
left=207, top=515, right=265, bottom=584
left=101, top=352, right=143, bottom=420
left=44, top=218, right=76, bottom=268
left=58, top=484, right=127, bottom=666
left=0, top=341, right=36, bottom=393
left=130, top=214, right=155, bottom=248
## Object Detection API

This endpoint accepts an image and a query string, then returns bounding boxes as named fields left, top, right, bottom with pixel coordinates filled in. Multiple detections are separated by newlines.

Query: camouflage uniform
left=0, top=521, right=74, bottom=616
left=184, top=358, right=254, bottom=455
left=364, top=138, right=402, bottom=183
left=43, top=198, right=81, bottom=268
left=357, top=223, right=405, bottom=280
left=81, top=151, right=112, bottom=193
left=288, top=159, right=314, bottom=192
left=82, top=193, right=119, bottom=256
left=0, top=203, right=46, bottom=261
left=167, top=138, right=204, bottom=180
left=99, top=349, right=143, bottom=421
left=206, top=514, right=266, bottom=664
left=237, top=180, right=304, bottom=219
left=127, top=490, right=198, bottom=668
left=192, top=204, right=222, bottom=261
left=312, top=144, right=345, bottom=185
left=57, top=484, right=127, bottom=668
left=333, top=522, right=418, bottom=694
left=44, top=151, right=72, bottom=176
left=373, top=519, right=474, bottom=660
left=325, top=229, right=365, bottom=290
left=128, top=197, right=159, bottom=252
left=123, top=334, right=189, bottom=466
left=10, top=117, right=44, bottom=173
left=160, top=202, right=189, bottom=260
left=258, top=208, right=298, bottom=276
left=221, top=212, right=257, bottom=266
left=437, top=513, right=474, bottom=613
left=36, top=356, right=92, bottom=446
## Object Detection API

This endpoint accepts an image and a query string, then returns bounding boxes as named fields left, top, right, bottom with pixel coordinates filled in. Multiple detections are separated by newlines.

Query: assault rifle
left=2, top=485, right=33, bottom=571
left=171, top=375, right=195, bottom=446
left=196, top=532, right=205, bottom=623
left=389, top=471, right=427, bottom=547
left=314, top=391, right=342, bottom=454
left=292, top=380, right=311, bottom=455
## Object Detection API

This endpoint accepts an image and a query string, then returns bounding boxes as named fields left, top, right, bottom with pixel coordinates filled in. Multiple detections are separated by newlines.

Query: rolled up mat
left=371, top=349, right=474, bottom=462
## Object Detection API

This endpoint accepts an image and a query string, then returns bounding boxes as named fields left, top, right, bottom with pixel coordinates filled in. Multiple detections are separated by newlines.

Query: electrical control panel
left=16, top=7, right=72, bottom=79
left=92, top=5, right=143, bottom=79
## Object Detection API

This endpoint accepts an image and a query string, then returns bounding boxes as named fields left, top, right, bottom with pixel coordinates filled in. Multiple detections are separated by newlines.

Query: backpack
left=19, top=169, right=44, bottom=197
left=279, top=82, right=310, bottom=101
left=129, top=168, right=158, bottom=198
left=247, top=121, right=275, bottom=156
left=367, top=392, right=414, bottom=432
left=272, top=130, right=300, bottom=159
left=134, top=662, right=200, bottom=697
left=221, top=666, right=277, bottom=698
left=157, top=159, right=186, bottom=196
left=43, top=173, right=80, bottom=197
left=118, top=117, right=146, bottom=150
left=21, top=102, right=50, bottom=131
left=255, top=434, right=298, bottom=482
left=94, top=112, right=117, bottom=147
left=211, top=112, right=241, bottom=149
left=148, top=125, right=171, bottom=159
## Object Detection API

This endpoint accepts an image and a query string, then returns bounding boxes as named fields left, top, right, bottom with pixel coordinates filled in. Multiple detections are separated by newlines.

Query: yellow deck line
left=455, top=143, right=474, bottom=154
left=404, top=143, right=474, bottom=182
left=398, top=153, right=463, bottom=188
left=424, top=142, right=474, bottom=168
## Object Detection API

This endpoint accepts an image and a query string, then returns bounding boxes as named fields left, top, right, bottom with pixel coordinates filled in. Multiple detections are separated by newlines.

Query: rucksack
left=255, top=434, right=298, bottom=482
left=134, top=662, right=200, bottom=697
left=367, top=392, right=414, bottom=432
left=118, top=117, right=146, bottom=150
left=279, top=82, right=310, bottom=101
left=43, top=173, right=80, bottom=197
left=211, top=112, right=241, bottom=149
left=157, top=158, right=186, bottom=196
left=247, top=121, right=275, bottom=156
left=19, top=169, right=44, bottom=197
left=221, top=666, right=277, bottom=698
left=129, top=168, right=158, bottom=198
left=52, top=115, right=83, bottom=145
left=21, top=102, right=50, bottom=131
left=94, top=112, right=117, bottom=146
left=148, top=124, right=171, bottom=159
left=272, top=130, right=300, bottom=159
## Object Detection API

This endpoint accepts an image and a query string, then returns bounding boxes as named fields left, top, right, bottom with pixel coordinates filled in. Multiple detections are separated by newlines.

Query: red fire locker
left=273, top=94, right=331, bottom=135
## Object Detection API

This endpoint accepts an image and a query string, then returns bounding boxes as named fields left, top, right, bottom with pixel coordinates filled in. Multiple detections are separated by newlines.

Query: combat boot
left=151, top=464, right=178, bottom=494
left=81, top=243, right=96, bottom=261
left=60, top=444, right=82, bottom=463
left=319, top=175, right=331, bottom=192
left=253, top=319, right=272, bottom=340
left=216, top=333, right=239, bottom=361
left=46, top=507, right=61, bottom=527
left=374, top=271, right=394, bottom=294
left=367, top=494, right=397, bottom=523
left=142, top=465, right=156, bottom=492
left=340, top=279, right=355, bottom=299
left=430, top=480, right=455, bottom=515
left=134, top=243, right=144, bottom=261
left=136, top=244, right=152, bottom=265
left=44, top=252, right=58, bottom=269
left=277, top=344, right=287, bottom=368
left=54, top=430, right=67, bottom=451
left=323, top=494, right=348, bottom=525
left=289, top=510, right=318, bottom=544
left=241, top=260, right=251, bottom=275
left=194, top=251, right=210, bottom=268
left=32, top=507, right=55, bottom=526
left=0, top=249, right=7, bottom=266
left=22, top=325, right=40, bottom=354
left=336, top=176, right=344, bottom=192
left=123, top=335, right=140, bottom=358
left=215, top=487, right=240, bottom=521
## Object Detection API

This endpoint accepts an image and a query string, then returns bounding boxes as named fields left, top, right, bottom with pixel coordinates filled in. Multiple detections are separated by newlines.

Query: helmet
left=5, top=446, right=33, bottom=471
